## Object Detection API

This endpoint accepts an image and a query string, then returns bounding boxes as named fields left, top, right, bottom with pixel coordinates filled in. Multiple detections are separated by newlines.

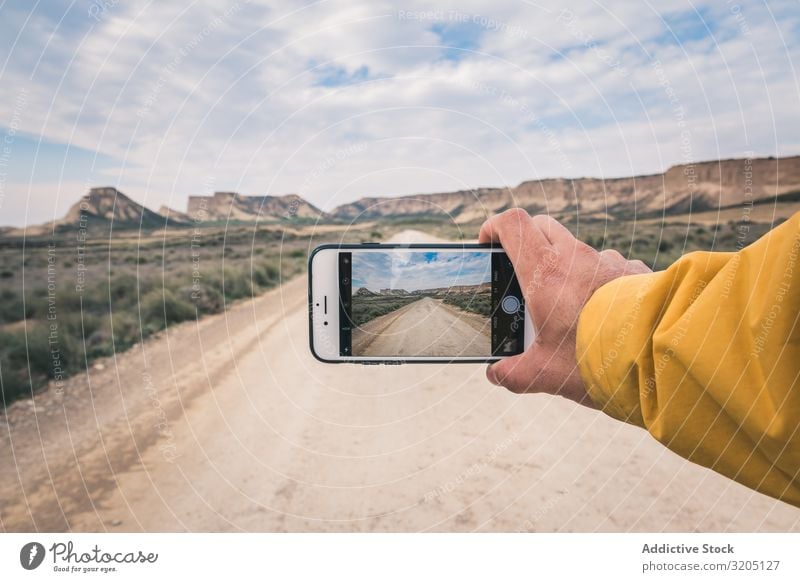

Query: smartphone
left=308, top=243, right=534, bottom=363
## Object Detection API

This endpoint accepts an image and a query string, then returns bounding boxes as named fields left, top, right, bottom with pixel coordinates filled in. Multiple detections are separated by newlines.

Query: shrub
left=140, top=288, right=196, bottom=333
left=443, top=294, right=492, bottom=317
left=0, top=289, right=29, bottom=323
left=207, top=267, right=252, bottom=303
left=0, top=321, right=81, bottom=405
left=351, top=296, right=421, bottom=326
left=109, top=311, right=143, bottom=352
left=0, top=329, right=37, bottom=404
left=174, top=284, right=218, bottom=315
left=251, top=261, right=280, bottom=289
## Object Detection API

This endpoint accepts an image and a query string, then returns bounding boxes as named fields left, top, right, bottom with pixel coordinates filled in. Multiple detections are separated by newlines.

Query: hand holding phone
left=309, top=243, right=534, bottom=363
left=478, top=210, right=651, bottom=405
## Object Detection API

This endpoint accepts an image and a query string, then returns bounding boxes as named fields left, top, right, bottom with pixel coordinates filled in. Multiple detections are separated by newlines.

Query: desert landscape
left=1, top=155, right=799, bottom=532
left=4, top=6, right=800, bottom=581
left=1, top=229, right=798, bottom=532
left=349, top=251, right=493, bottom=357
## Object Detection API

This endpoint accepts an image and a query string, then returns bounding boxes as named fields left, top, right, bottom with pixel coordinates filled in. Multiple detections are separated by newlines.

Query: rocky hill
left=353, top=283, right=492, bottom=297
left=330, top=156, right=800, bottom=223
left=3, top=188, right=325, bottom=237
left=69, top=187, right=167, bottom=225
left=156, top=205, right=192, bottom=224
left=187, top=192, right=323, bottom=222
left=358, top=283, right=491, bottom=296
left=378, top=288, right=410, bottom=296
left=4, top=155, right=798, bottom=236
left=415, top=283, right=492, bottom=296
left=15, top=187, right=173, bottom=236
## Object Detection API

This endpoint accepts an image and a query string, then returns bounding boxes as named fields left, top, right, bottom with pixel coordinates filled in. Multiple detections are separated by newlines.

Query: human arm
left=480, top=209, right=800, bottom=506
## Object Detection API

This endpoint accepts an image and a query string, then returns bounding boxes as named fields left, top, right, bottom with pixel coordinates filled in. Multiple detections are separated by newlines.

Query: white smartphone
left=308, top=243, right=534, bottom=363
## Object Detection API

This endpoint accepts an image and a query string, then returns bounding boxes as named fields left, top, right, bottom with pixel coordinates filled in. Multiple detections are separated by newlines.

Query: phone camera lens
left=323, top=321, right=328, bottom=326
left=342, top=277, right=350, bottom=285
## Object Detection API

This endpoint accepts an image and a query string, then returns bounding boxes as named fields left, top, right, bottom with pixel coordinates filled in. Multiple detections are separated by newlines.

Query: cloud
left=352, top=251, right=491, bottom=292
left=0, top=0, right=798, bottom=225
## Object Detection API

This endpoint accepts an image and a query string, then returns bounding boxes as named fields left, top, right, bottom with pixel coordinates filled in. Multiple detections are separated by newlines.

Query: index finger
left=478, top=208, right=552, bottom=272
left=478, top=209, right=566, bottom=333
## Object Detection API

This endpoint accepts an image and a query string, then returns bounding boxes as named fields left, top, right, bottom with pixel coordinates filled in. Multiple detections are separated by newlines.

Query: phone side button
left=385, top=361, right=403, bottom=365
left=361, top=361, right=381, bottom=366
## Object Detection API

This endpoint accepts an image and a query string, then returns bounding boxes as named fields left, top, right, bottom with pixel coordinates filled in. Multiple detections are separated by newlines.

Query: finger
left=625, top=259, right=652, bottom=275
left=486, top=352, right=528, bottom=392
left=600, top=248, right=624, bottom=261
left=478, top=208, right=551, bottom=273
left=488, top=346, right=591, bottom=404
left=479, top=210, right=565, bottom=337
left=531, top=214, right=577, bottom=248
left=486, top=348, right=550, bottom=394
left=479, top=207, right=534, bottom=246
left=477, top=219, right=493, bottom=243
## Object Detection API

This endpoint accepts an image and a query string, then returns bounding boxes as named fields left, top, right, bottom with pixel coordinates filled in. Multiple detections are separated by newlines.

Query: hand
left=478, top=209, right=652, bottom=406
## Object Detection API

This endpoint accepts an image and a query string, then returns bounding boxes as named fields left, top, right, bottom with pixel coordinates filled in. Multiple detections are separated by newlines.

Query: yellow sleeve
left=577, top=213, right=800, bottom=507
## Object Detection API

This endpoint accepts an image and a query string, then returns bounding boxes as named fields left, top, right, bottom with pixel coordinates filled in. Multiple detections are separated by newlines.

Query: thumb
left=486, top=351, right=536, bottom=393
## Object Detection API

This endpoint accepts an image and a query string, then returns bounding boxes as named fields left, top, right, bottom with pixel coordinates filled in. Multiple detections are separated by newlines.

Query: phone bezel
left=308, top=243, right=534, bottom=364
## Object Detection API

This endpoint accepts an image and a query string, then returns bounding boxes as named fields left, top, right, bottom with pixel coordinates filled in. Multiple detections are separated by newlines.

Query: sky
left=1, top=0, right=799, bottom=226
left=351, top=251, right=490, bottom=292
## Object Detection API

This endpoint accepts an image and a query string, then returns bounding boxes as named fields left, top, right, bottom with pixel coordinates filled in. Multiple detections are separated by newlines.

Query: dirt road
left=352, top=297, right=490, bottom=357
left=1, top=231, right=798, bottom=532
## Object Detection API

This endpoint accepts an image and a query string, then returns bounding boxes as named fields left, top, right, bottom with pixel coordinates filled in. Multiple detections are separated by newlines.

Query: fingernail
left=487, top=365, right=500, bottom=386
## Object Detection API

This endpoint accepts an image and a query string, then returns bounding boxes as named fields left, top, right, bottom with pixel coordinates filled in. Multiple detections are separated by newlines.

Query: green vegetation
left=569, top=218, right=774, bottom=270
left=442, top=291, right=492, bottom=317
left=0, top=215, right=783, bottom=407
left=351, top=295, right=422, bottom=327
left=0, top=225, right=307, bottom=406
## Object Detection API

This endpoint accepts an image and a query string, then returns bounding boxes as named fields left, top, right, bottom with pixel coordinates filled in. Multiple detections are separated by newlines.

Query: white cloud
left=352, top=250, right=491, bottom=292
left=0, top=0, right=798, bottom=225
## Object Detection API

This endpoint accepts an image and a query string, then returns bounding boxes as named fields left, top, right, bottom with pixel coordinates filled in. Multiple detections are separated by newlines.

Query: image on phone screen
left=337, top=250, right=524, bottom=358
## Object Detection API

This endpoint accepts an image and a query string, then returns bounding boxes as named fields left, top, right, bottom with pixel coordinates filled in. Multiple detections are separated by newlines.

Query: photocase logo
left=20, top=542, right=46, bottom=570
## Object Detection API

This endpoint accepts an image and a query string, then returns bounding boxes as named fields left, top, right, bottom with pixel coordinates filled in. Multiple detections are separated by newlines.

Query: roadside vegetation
left=0, top=215, right=782, bottom=407
left=351, top=295, right=422, bottom=327
left=0, top=225, right=307, bottom=406
left=574, top=218, right=776, bottom=269
left=442, top=290, right=492, bottom=317
left=424, top=216, right=776, bottom=270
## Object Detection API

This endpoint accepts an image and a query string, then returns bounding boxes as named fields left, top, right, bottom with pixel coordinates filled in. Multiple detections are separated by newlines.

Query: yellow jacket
left=577, top=212, right=800, bottom=507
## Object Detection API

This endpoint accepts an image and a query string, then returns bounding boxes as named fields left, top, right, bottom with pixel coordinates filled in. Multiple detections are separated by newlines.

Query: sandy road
left=1, top=231, right=798, bottom=532
left=352, top=297, right=491, bottom=357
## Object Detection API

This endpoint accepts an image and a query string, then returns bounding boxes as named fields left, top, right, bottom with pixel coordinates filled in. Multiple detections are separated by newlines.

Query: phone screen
left=337, top=250, right=524, bottom=358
